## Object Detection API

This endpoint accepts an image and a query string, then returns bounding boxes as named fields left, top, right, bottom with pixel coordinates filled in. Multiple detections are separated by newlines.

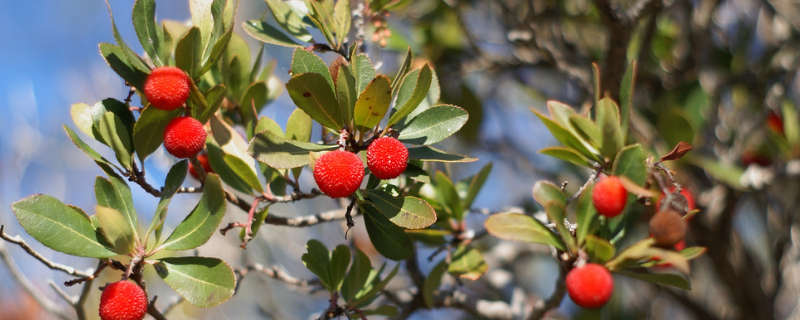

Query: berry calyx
left=566, top=263, right=614, bottom=309
left=189, top=153, right=213, bottom=179
left=367, top=137, right=409, bottom=180
left=592, top=176, right=628, bottom=218
left=313, top=150, right=364, bottom=198
left=163, top=116, right=207, bottom=158
left=649, top=210, right=686, bottom=247
left=143, top=66, right=191, bottom=111
left=99, top=281, right=148, bottom=320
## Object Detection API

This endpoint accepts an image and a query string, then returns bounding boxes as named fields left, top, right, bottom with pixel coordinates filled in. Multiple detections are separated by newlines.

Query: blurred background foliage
left=1, top=0, right=800, bottom=319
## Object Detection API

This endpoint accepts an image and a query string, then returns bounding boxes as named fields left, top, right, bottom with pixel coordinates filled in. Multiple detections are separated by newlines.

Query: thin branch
left=567, top=167, right=602, bottom=203
left=390, top=289, right=515, bottom=320
left=526, top=262, right=568, bottom=320
left=0, top=225, right=91, bottom=278
left=238, top=263, right=321, bottom=288
left=263, top=208, right=349, bottom=227
left=147, top=296, right=169, bottom=320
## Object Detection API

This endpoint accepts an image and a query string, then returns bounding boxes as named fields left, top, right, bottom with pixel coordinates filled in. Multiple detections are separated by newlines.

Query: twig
left=526, top=261, right=568, bottom=320
left=0, top=225, right=91, bottom=278
left=237, top=263, right=321, bottom=289
left=390, top=289, right=516, bottom=320
left=567, top=167, right=602, bottom=203
left=147, top=296, right=169, bottom=320
left=263, top=208, right=350, bottom=227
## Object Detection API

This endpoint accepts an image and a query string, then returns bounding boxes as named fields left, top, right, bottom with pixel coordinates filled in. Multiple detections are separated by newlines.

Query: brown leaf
left=660, top=141, right=693, bottom=161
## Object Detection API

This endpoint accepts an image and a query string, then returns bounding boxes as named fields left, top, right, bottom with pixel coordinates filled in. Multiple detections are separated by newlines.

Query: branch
left=263, top=208, right=349, bottom=227
left=390, top=289, right=515, bottom=320
left=0, top=225, right=91, bottom=278
left=526, top=262, right=568, bottom=320
left=237, top=263, right=321, bottom=289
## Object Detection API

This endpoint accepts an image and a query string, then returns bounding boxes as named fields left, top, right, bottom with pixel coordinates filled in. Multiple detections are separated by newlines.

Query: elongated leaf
left=352, top=263, right=400, bottom=308
left=447, top=245, right=487, bottom=280
left=532, top=180, right=566, bottom=208
left=155, top=256, right=236, bottom=307
left=619, top=61, right=636, bottom=137
left=398, top=104, right=467, bottom=146
left=302, top=239, right=334, bottom=292
left=286, top=73, right=343, bottom=130
left=423, top=260, right=446, bottom=308
left=365, top=190, right=436, bottom=229
left=64, top=126, right=121, bottom=171
left=539, top=146, right=593, bottom=167
left=484, top=213, right=565, bottom=250
left=291, top=48, right=334, bottom=89
left=614, top=269, right=690, bottom=290
left=242, top=20, right=302, bottom=47
left=407, top=146, right=477, bottom=163
left=132, top=0, right=164, bottom=66
left=132, top=107, right=183, bottom=163
left=96, top=112, right=133, bottom=170
left=546, top=204, right=576, bottom=254
left=176, top=27, right=203, bottom=78
left=389, top=65, right=433, bottom=127
left=96, top=205, right=137, bottom=254
left=99, top=43, right=148, bottom=90
left=585, top=235, right=615, bottom=263
left=105, top=1, right=150, bottom=76
left=391, top=48, right=413, bottom=97
left=462, top=162, right=491, bottom=210
left=146, top=160, right=188, bottom=246
left=265, top=0, right=312, bottom=42
left=286, top=108, right=313, bottom=143
left=210, top=115, right=253, bottom=166
left=90, top=99, right=136, bottom=138
left=249, top=130, right=337, bottom=169
left=95, top=168, right=139, bottom=243
left=596, top=98, right=624, bottom=160
left=362, top=204, right=414, bottom=261
left=201, top=84, right=227, bottom=124
left=434, top=172, right=463, bottom=221
left=612, top=144, right=646, bottom=186
left=342, top=248, right=372, bottom=303
left=353, top=75, right=392, bottom=131
left=71, top=103, right=96, bottom=138
left=159, top=174, right=226, bottom=250
left=12, top=195, right=116, bottom=258
left=336, top=64, right=356, bottom=126
left=331, top=245, right=351, bottom=292
left=575, top=183, right=598, bottom=245
left=332, top=0, right=350, bottom=48
left=352, top=53, right=376, bottom=96
left=569, top=116, right=602, bottom=149
left=532, top=109, right=600, bottom=161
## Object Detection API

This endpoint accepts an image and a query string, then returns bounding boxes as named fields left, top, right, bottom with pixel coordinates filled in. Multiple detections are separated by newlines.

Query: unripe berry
left=143, top=66, right=191, bottom=111
left=367, top=137, right=408, bottom=180
left=592, top=176, right=628, bottom=218
left=99, top=281, right=148, bottom=320
left=313, top=150, right=364, bottom=198
left=189, top=153, right=213, bottom=179
left=649, top=210, right=686, bottom=247
left=566, top=263, right=614, bottom=309
left=163, top=116, right=207, bottom=158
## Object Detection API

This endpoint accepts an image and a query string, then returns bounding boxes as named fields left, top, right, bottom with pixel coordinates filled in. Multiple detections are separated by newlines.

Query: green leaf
left=612, top=144, right=647, bottom=186
left=364, top=190, right=437, bottom=229
left=388, top=65, right=433, bottom=127
left=569, top=116, right=602, bottom=150
left=361, top=204, right=414, bottom=261
left=132, top=107, right=183, bottom=164
left=197, top=20, right=235, bottom=77
left=94, top=169, right=139, bottom=243
left=99, top=43, right=148, bottom=90
left=333, top=0, right=351, bottom=48
left=305, top=0, right=337, bottom=47
left=207, top=143, right=262, bottom=194
left=302, top=239, right=334, bottom=292
left=146, top=160, right=188, bottom=246
left=249, top=130, right=337, bottom=169
left=619, top=61, right=636, bottom=137
left=175, top=27, right=203, bottom=78
left=399, top=66, right=440, bottom=126
left=532, top=109, right=600, bottom=161
left=596, top=98, right=624, bottom=161
left=423, top=260, right=446, bottom=308
left=398, top=104, right=468, bottom=146
left=239, top=82, right=267, bottom=126
left=575, top=183, right=599, bottom=245
left=155, top=256, right=236, bottom=307
left=484, top=213, right=565, bottom=251
left=353, top=75, right=392, bottom=131
left=96, top=112, right=133, bottom=170
left=104, top=1, right=150, bottom=78
left=585, top=234, right=615, bottom=264
left=209, top=115, right=254, bottom=167
left=462, top=162, right=491, bottom=210
left=286, top=108, right=313, bottom=143
left=96, top=205, right=137, bottom=254
left=242, top=20, right=302, bottom=47
left=532, top=180, right=566, bottom=208
left=539, top=146, right=593, bottom=167
left=342, top=248, right=372, bottom=303
left=336, top=64, right=357, bottom=126
left=264, top=0, right=312, bottom=42
left=782, top=100, right=800, bottom=146
left=286, top=73, right=343, bottom=130
left=391, top=47, right=413, bottom=98
left=403, top=163, right=430, bottom=183
left=159, top=174, right=226, bottom=250
left=545, top=204, right=576, bottom=254
left=447, top=245, right=487, bottom=280
left=12, top=195, right=116, bottom=258
left=352, top=53, right=376, bottom=96
left=614, top=269, right=690, bottom=290
left=70, top=103, right=96, bottom=138
left=434, top=172, right=464, bottom=221
left=680, top=246, right=706, bottom=260
left=291, top=48, right=334, bottom=90
left=592, top=63, right=601, bottom=104
left=201, top=84, right=227, bottom=124
left=351, top=263, right=400, bottom=308
left=91, top=99, right=136, bottom=138
left=330, top=245, right=351, bottom=292
left=407, top=146, right=477, bottom=163
left=546, top=100, right=579, bottom=128
left=693, top=157, right=745, bottom=190
left=132, top=0, right=164, bottom=66
left=64, top=126, right=121, bottom=172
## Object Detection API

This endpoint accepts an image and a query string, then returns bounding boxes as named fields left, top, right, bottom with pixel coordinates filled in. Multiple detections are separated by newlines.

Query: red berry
left=566, top=263, right=614, bottom=309
left=767, top=111, right=784, bottom=135
left=592, top=176, right=628, bottom=218
left=163, top=116, right=207, bottom=158
left=367, top=137, right=408, bottom=180
left=99, top=281, right=148, bottom=320
left=143, top=67, right=191, bottom=111
left=189, top=153, right=213, bottom=179
left=313, top=150, right=364, bottom=198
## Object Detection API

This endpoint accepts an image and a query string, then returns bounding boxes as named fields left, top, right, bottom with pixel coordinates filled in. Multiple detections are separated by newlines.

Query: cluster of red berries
left=143, top=67, right=207, bottom=159
left=313, top=137, right=408, bottom=198
left=99, top=281, right=148, bottom=320
left=565, top=263, right=614, bottom=309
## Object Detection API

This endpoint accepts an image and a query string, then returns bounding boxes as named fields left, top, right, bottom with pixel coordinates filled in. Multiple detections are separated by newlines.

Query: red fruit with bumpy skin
left=163, top=116, right=207, bottom=158
left=566, top=263, right=614, bottom=309
left=189, top=153, right=213, bottom=179
left=143, top=67, right=191, bottom=111
left=99, top=281, right=148, bottom=320
left=313, top=150, right=364, bottom=198
left=367, top=137, right=408, bottom=180
left=592, top=176, right=628, bottom=218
